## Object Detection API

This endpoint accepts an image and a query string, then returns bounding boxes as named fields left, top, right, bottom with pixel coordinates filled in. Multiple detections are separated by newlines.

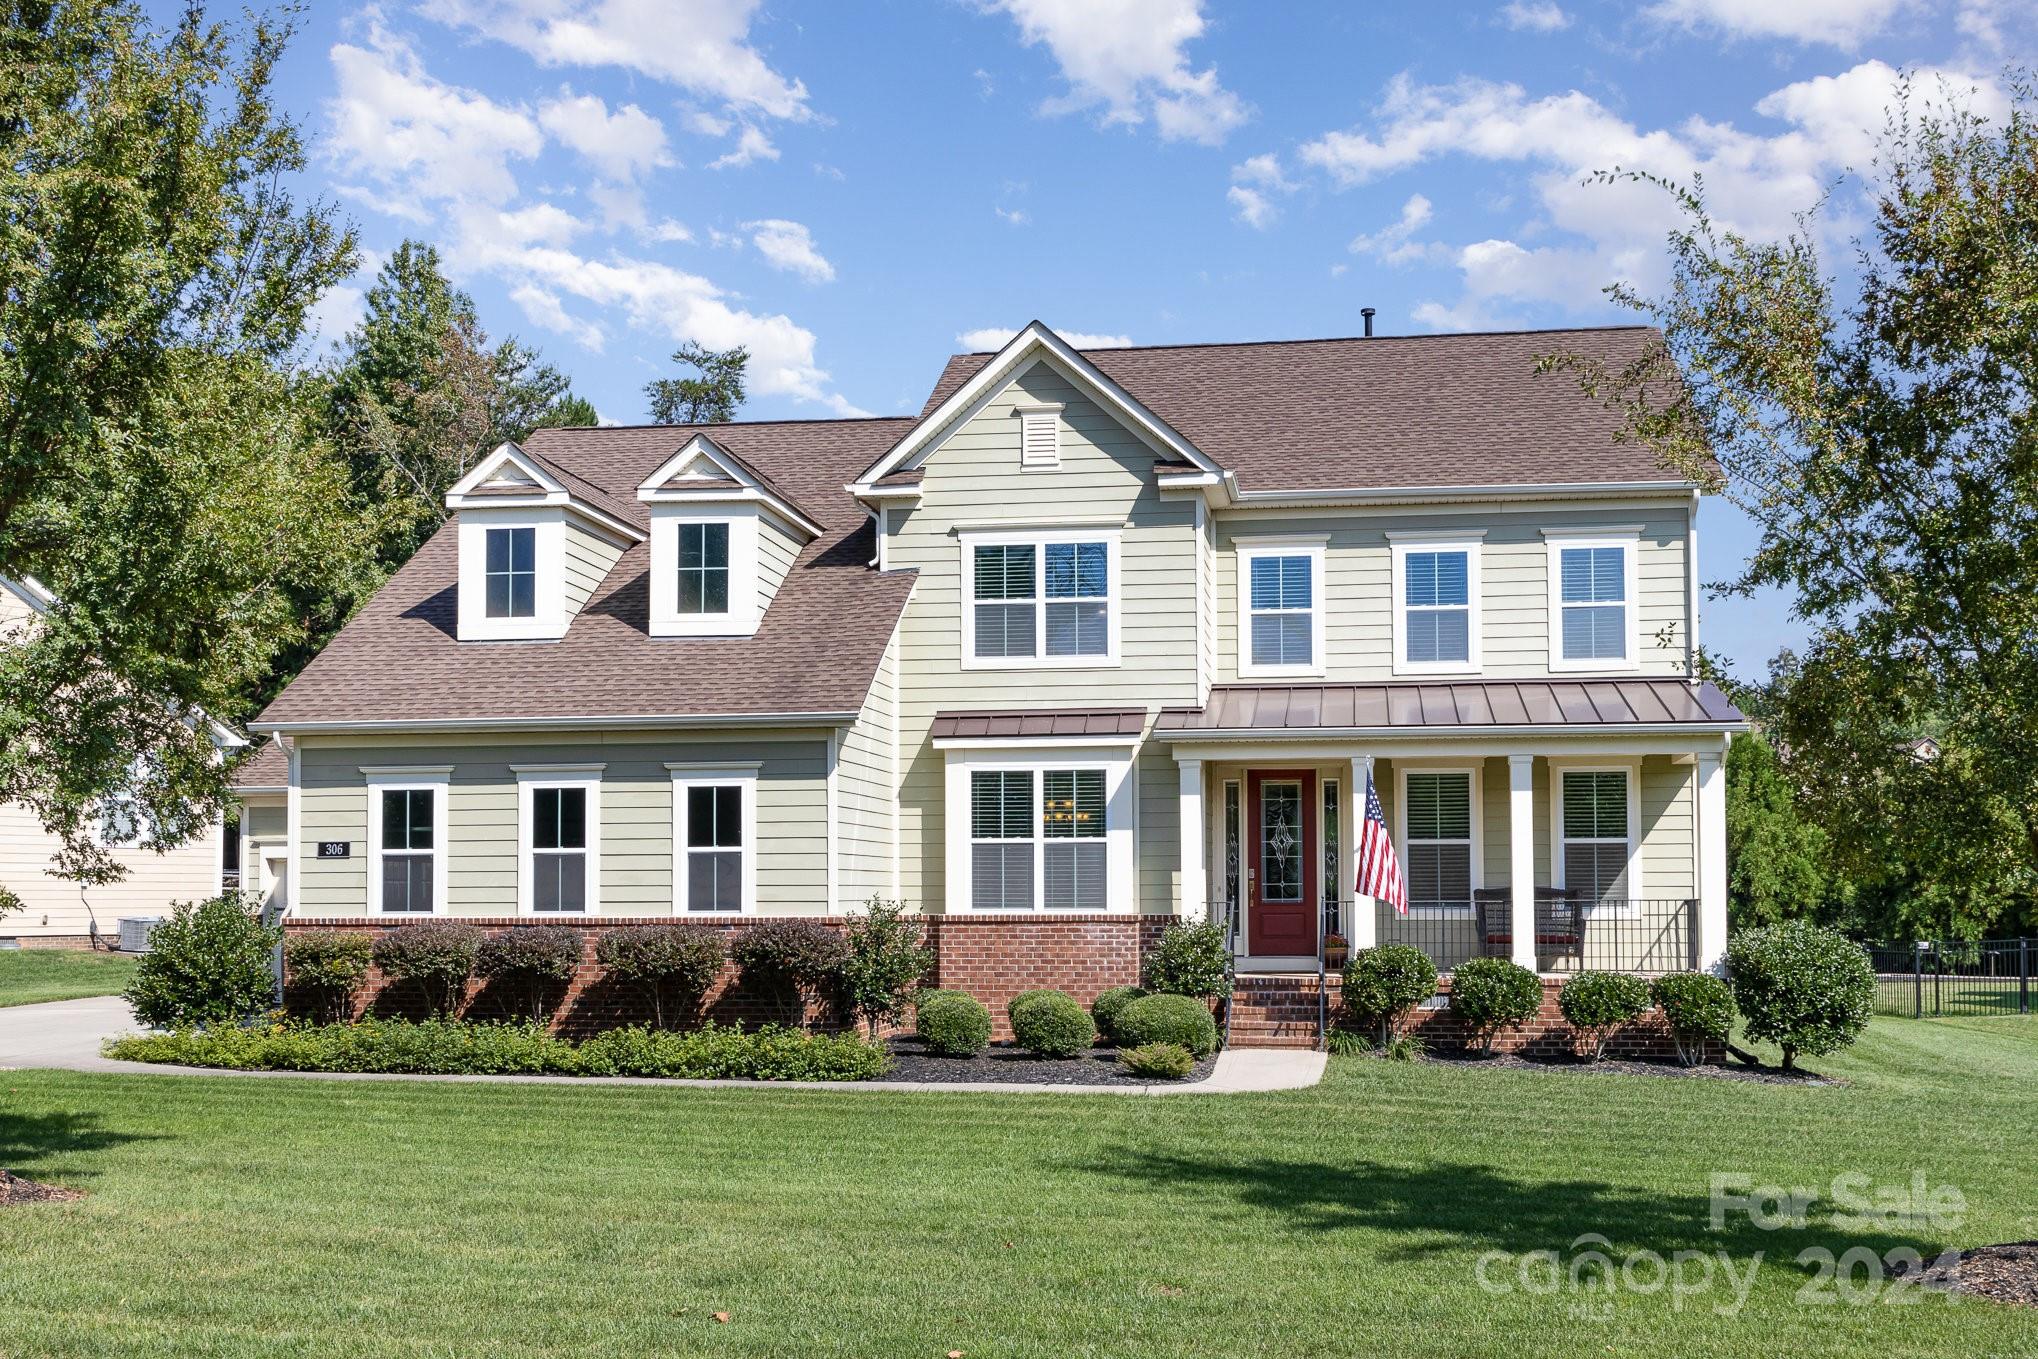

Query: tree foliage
left=1725, top=731, right=1833, bottom=927
left=1554, top=74, right=2038, bottom=938
left=0, top=1, right=369, bottom=882
left=644, top=341, right=748, bottom=425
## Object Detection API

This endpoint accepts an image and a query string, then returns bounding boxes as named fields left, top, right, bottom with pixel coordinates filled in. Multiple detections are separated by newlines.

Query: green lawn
left=2, top=1018, right=2035, bottom=1358
left=0, top=950, right=137, bottom=1008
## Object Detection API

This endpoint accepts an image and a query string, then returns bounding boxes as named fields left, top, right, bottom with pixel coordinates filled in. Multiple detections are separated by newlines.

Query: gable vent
left=1018, top=404, right=1063, bottom=468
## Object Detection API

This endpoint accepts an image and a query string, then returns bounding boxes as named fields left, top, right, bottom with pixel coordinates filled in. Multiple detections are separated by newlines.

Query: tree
left=1725, top=732, right=1831, bottom=927
left=645, top=342, right=748, bottom=425
left=0, top=2, right=366, bottom=883
left=1552, top=74, right=2038, bottom=939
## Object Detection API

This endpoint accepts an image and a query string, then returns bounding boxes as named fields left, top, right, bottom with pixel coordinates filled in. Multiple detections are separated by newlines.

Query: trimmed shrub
left=577, top=1023, right=891, bottom=1081
left=1558, top=971, right=1652, bottom=1061
left=1119, top=1043, right=1195, bottom=1079
left=1010, top=992, right=1094, bottom=1058
left=475, top=929, right=583, bottom=1021
left=1141, top=921, right=1230, bottom=998
left=1341, top=944, right=1440, bottom=1044
left=594, top=925, right=726, bottom=1029
left=284, top=932, right=374, bottom=1024
left=1448, top=958, right=1542, bottom=1055
left=732, top=919, right=849, bottom=1027
left=1726, top=921, right=1874, bottom=1071
left=840, top=899, right=932, bottom=1038
left=1006, top=988, right=1065, bottom=1027
left=1090, top=985, right=1147, bottom=1043
left=125, top=893, right=280, bottom=1028
left=915, top=989, right=991, bottom=1057
left=372, top=921, right=483, bottom=1016
left=1651, top=972, right=1737, bottom=1067
left=1112, top=992, right=1218, bottom=1057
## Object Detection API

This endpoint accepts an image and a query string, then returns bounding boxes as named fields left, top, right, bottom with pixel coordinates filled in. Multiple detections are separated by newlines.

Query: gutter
left=1221, top=479, right=1704, bottom=510
left=251, top=710, right=860, bottom=737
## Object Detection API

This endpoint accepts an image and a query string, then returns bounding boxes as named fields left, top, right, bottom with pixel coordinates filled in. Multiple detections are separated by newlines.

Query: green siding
left=562, top=522, right=627, bottom=618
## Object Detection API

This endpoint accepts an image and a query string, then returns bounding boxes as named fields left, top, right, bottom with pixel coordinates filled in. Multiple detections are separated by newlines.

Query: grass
left=1, top=1017, right=2034, bottom=1357
left=0, top=950, right=136, bottom=1008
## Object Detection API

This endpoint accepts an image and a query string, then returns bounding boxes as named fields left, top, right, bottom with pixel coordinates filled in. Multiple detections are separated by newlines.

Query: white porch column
left=1348, top=755, right=1376, bottom=949
left=1178, top=757, right=1205, bottom=922
left=1696, top=742, right=1729, bottom=972
left=1508, top=754, right=1537, bottom=971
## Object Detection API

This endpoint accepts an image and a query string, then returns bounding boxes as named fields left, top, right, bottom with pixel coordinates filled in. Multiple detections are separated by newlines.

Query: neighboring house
left=0, top=575, right=238, bottom=947
left=254, top=322, right=1748, bottom=1043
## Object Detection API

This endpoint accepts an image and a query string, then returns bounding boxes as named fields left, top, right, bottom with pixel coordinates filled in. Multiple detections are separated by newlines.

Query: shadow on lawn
left=0, top=1110, right=160, bottom=1181
left=1095, top=1149, right=1941, bottom=1271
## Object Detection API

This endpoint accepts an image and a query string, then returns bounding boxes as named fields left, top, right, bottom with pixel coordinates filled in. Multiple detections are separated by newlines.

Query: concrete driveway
left=0, top=995, right=161, bottom=1074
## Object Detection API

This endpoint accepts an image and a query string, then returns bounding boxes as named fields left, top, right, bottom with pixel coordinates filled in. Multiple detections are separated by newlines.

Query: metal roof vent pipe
left=1361, top=307, right=1376, bottom=337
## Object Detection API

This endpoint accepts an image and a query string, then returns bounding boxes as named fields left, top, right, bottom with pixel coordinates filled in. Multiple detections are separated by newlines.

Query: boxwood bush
left=1726, top=921, right=1874, bottom=1071
left=1112, top=992, right=1218, bottom=1057
left=1341, top=944, right=1439, bottom=1044
left=284, top=931, right=374, bottom=1024
left=1557, top=971, right=1651, bottom=1061
left=1006, top=988, right=1065, bottom=1027
left=1448, top=957, right=1543, bottom=1055
left=1650, top=972, right=1737, bottom=1067
left=372, top=921, right=483, bottom=1016
left=1141, top=921, right=1230, bottom=998
left=475, top=929, right=583, bottom=1021
left=576, top=1023, right=891, bottom=1080
left=1118, top=1042, right=1195, bottom=1079
left=1009, top=991, right=1094, bottom=1058
left=914, top=989, right=991, bottom=1056
left=595, top=924, right=726, bottom=1029
left=1090, top=985, right=1146, bottom=1043
left=124, top=893, right=281, bottom=1028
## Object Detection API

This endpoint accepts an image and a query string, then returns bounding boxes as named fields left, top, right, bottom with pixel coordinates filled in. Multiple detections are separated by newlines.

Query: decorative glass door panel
left=1246, top=770, right=1317, bottom=956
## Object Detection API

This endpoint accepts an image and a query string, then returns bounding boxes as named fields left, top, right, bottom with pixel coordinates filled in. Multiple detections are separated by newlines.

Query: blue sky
left=193, top=0, right=2028, bottom=679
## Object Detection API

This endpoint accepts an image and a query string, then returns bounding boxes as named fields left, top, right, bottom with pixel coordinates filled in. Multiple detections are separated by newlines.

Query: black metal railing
left=1373, top=895, right=1701, bottom=974
left=1866, top=938, right=2035, bottom=1018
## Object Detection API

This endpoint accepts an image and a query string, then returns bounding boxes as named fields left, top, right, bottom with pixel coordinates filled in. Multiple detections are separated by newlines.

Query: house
left=0, top=575, right=240, bottom=947
left=253, top=322, right=1748, bottom=1045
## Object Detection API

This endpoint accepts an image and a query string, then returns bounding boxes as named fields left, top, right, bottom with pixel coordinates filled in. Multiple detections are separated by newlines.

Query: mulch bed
left=1412, top=1050, right=1842, bottom=1085
left=0, top=1170, right=83, bottom=1205
left=1899, top=1242, right=2038, bottom=1307
left=884, top=1037, right=1215, bottom=1086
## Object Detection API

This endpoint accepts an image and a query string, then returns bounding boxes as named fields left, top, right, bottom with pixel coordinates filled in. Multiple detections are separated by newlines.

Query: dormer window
left=485, top=527, right=536, bottom=619
left=678, top=522, right=731, bottom=616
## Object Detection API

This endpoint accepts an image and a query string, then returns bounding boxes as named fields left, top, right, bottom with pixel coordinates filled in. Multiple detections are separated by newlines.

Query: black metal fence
left=1373, top=896, right=1700, bottom=974
left=1866, top=938, right=2035, bottom=1017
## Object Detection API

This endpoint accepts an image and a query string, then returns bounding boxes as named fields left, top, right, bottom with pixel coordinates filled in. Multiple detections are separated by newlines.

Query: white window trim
left=1016, top=402, right=1064, bottom=469
left=668, top=762, right=760, bottom=917
left=514, top=765, right=603, bottom=917
left=1544, top=529, right=1642, bottom=673
left=958, top=527, right=1123, bottom=669
left=456, top=508, right=568, bottom=642
left=1394, top=763, right=1483, bottom=917
left=648, top=507, right=762, bottom=638
left=1236, top=536, right=1328, bottom=679
left=1389, top=533, right=1484, bottom=676
left=364, top=767, right=452, bottom=916
left=941, top=745, right=1136, bottom=914
left=1550, top=760, right=1643, bottom=914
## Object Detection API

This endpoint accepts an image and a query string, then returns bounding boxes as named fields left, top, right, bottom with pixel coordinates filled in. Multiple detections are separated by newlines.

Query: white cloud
left=1233, top=152, right=1293, bottom=191
left=537, top=89, right=672, bottom=180
left=709, top=124, right=779, bottom=170
left=1500, top=1, right=1570, bottom=31
left=1227, top=185, right=1276, bottom=230
left=994, top=205, right=1030, bottom=225
left=957, top=326, right=1133, bottom=350
left=1348, top=193, right=1439, bottom=264
left=510, top=282, right=607, bottom=350
left=684, top=108, right=734, bottom=137
left=1644, top=0, right=1912, bottom=49
left=1227, top=152, right=1294, bottom=227
left=745, top=219, right=835, bottom=283
left=420, top=0, right=811, bottom=121
left=981, top=0, right=1249, bottom=144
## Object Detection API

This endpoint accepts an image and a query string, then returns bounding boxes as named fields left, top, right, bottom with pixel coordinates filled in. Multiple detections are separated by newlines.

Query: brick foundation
left=0, top=935, right=105, bottom=951
left=282, top=915, right=1166, bottom=1040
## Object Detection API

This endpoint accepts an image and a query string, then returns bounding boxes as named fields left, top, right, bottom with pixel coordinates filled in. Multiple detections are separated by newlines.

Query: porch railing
left=1374, top=895, right=1700, bottom=974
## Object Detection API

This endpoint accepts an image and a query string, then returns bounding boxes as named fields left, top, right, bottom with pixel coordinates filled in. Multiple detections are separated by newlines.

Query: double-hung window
left=367, top=770, right=448, bottom=915
left=970, top=770, right=1034, bottom=910
left=1042, top=769, right=1107, bottom=910
left=1559, top=769, right=1633, bottom=907
left=1239, top=539, right=1325, bottom=676
left=1401, top=771, right=1476, bottom=912
left=1393, top=536, right=1481, bottom=673
left=678, top=522, right=730, bottom=617
left=670, top=765, right=755, bottom=914
left=518, top=768, right=600, bottom=915
left=484, top=526, right=536, bottom=619
left=966, top=534, right=1116, bottom=664
left=970, top=768, right=1110, bottom=910
left=1547, top=534, right=1638, bottom=669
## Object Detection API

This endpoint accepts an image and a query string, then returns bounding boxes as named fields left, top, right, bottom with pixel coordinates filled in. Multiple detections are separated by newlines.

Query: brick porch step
left=1225, top=973, right=1333, bottom=1049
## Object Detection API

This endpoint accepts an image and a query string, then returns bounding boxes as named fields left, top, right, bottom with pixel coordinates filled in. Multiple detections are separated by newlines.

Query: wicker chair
left=1472, top=887, right=1584, bottom=968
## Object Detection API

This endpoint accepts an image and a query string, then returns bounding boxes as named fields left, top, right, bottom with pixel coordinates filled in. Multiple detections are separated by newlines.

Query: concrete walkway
left=0, top=995, right=1327, bottom=1095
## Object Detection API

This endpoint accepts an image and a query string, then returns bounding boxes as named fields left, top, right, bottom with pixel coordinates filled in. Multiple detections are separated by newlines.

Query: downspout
left=1685, top=490, right=1700, bottom=680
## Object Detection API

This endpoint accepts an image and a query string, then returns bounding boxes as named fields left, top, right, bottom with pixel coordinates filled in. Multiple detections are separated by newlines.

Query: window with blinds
left=1042, top=769, right=1106, bottom=910
left=973, top=544, right=1036, bottom=658
left=1403, top=549, right=1470, bottom=664
left=970, top=539, right=1112, bottom=662
left=1043, top=542, right=1108, bottom=657
left=1403, top=772, right=1473, bottom=910
left=969, top=768, right=1109, bottom=910
left=1247, top=553, right=1314, bottom=667
left=970, top=770, right=1034, bottom=910
left=1561, top=770, right=1630, bottom=904
left=1559, top=545, right=1627, bottom=661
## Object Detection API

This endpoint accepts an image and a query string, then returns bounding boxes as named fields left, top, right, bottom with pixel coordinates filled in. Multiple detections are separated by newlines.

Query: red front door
left=1247, top=770, right=1317, bottom=956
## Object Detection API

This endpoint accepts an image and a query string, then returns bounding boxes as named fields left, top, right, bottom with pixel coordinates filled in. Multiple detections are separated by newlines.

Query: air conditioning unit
left=117, top=917, right=165, bottom=953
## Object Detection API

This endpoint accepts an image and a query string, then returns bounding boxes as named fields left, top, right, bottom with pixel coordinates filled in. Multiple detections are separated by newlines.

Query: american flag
left=1355, top=770, right=1408, bottom=914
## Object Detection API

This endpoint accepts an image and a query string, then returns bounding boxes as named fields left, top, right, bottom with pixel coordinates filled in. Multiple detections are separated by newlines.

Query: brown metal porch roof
left=1155, top=680, right=1745, bottom=734
left=931, top=708, right=1148, bottom=741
